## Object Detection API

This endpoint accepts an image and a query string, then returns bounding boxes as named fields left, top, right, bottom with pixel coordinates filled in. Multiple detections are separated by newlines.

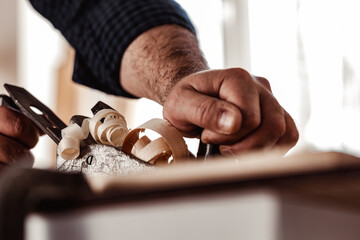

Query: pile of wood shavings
left=56, top=105, right=190, bottom=177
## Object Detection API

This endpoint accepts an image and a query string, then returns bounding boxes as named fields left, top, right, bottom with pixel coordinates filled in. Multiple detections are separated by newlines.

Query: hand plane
left=2, top=84, right=153, bottom=177
left=1, top=84, right=219, bottom=177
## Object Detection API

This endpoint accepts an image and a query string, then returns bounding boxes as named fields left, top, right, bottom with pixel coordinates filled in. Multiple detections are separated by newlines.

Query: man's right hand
left=0, top=106, right=41, bottom=170
left=163, top=68, right=299, bottom=155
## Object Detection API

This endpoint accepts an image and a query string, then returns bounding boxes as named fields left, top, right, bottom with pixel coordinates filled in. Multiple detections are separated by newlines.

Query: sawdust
left=57, top=143, right=155, bottom=177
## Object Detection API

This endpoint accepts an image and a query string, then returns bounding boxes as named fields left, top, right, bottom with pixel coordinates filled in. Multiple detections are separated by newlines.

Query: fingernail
left=218, top=111, right=235, bottom=134
left=201, top=136, right=210, bottom=144
left=220, top=146, right=233, bottom=156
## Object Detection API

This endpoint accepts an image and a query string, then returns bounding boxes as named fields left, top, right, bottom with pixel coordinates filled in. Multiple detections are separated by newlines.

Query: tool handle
left=197, top=142, right=220, bottom=161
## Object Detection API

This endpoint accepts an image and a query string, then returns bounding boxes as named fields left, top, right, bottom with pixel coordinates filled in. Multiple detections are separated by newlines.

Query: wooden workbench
left=1, top=151, right=360, bottom=240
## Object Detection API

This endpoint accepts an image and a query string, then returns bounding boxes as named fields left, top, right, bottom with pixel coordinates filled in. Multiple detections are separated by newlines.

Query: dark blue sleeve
left=29, top=0, right=196, bottom=98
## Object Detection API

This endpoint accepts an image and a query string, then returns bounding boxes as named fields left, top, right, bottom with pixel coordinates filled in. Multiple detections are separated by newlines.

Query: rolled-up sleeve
left=29, top=0, right=196, bottom=97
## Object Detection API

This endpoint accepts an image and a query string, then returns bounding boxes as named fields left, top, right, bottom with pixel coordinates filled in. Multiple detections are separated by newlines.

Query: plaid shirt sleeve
left=29, top=0, right=196, bottom=98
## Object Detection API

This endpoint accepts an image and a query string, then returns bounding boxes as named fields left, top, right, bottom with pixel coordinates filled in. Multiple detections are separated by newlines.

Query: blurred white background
left=1, top=0, right=360, bottom=168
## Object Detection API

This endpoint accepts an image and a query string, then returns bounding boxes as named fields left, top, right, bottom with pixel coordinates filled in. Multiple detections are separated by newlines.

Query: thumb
left=164, top=88, right=242, bottom=135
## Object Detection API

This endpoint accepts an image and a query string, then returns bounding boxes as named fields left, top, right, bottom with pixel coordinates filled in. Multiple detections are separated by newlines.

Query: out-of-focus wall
left=0, top=0, right=17, bottom=91
left=16, top=0, right=66, bottom=169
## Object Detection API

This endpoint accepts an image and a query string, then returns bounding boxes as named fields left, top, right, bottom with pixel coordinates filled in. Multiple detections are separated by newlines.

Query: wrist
left=158, top=64, right=208, bottom=105
left=120, top=25, right=208, bottom=105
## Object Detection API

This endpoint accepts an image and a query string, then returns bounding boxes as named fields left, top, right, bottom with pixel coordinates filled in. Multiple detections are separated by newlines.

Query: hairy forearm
left=120, top=25, right=208, bottom=104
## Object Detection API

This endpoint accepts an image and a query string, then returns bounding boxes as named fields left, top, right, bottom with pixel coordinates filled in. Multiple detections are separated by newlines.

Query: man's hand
left=121, top=25, right=298, bottom=155
left=163, top=69, right=299, bottom=155
left=0, top=106, right=41, bottom=169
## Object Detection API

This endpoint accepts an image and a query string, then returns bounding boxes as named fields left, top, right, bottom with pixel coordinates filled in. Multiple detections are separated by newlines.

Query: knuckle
left=270, top=119, right=287, bottom=139
left=195, top=99, right=217, bottom=125
left=257, top=77, right=272, bottom=92
left=227, top=68, right=251, bottom=79
left=12, top=115, right=24, bottom=137
left=288, top=128, right=300, bottom=145
left=256, top=76, right=270, bottom=86
left=244, top=111, right=261, bottom=130
left=163, top=91, right=181, bottom=119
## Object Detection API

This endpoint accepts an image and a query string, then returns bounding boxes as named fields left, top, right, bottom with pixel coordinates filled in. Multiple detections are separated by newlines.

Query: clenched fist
left=163, top=68, right=299, bottom=155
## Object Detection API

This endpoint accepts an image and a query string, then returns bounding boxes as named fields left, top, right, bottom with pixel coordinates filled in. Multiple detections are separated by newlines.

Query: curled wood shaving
left=58, top=119, right=90, bottom=160
left=59, top=110, right=189, bottom=165
left=89, top=109, right=128, bottom=147
left=131, top=137, right=172, bottom=163
left=59, top=109, right=129, bottom=160
left=123, top=118, right=189, bottom=164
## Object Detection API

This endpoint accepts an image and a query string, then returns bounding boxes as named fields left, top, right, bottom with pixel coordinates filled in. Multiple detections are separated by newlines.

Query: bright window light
left=248, top=0, right=360, bottom=155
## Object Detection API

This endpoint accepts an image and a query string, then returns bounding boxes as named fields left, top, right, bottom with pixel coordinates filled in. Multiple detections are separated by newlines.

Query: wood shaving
left=123, top=119, right=189, bottom=164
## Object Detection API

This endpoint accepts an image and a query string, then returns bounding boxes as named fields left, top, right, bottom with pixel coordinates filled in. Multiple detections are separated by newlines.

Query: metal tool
left=4, top=84, right=66, bottom=144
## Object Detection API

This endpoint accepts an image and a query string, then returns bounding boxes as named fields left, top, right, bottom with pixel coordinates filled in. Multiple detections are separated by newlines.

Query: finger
left=201, top=129, right=242, bottom=145
left=218, top=69, right=261, bottom=137
left=163, top=87, right=243, bottom=137
left=179, top=68, right=261, bottom=141
left=254, top=76, right=272, bottom=92
left=0, top=106, right=40, bottom=148
left=219, top=92, right=286, bottom=156
left=276, top=110, right=299, bottom=149
left=201, top=75, right=274, bottom=145
left=0, top=135, right=34, bottom=167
